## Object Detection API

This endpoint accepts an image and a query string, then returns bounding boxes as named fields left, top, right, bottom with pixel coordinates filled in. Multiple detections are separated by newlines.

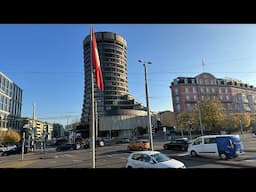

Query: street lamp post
left=139, top=60, right=154, bottom=151
left=188, top=121, right=192, bottom=140
left=239, top=119, right=243, bottom=135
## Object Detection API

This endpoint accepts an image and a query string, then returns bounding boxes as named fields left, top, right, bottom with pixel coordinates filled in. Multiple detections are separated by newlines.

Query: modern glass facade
left=0, top=72, right=22, bottom=131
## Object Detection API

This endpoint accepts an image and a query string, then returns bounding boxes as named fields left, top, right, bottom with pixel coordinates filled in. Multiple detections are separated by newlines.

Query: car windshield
left=151, top=153, right=170, bottom=163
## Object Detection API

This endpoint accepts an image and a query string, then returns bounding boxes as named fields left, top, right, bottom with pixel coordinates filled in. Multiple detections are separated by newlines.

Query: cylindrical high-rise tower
left=80, top=32, right=146, bottom=137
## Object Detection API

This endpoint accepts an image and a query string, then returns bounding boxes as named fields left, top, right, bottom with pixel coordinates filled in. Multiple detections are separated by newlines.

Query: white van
left=188, top=135, right=244, bottom=160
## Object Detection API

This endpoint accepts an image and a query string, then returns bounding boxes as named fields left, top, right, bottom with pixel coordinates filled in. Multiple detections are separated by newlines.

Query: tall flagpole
left=90, top=25, right=96, bottom=168
left=202, top=59, right=205, bottom=72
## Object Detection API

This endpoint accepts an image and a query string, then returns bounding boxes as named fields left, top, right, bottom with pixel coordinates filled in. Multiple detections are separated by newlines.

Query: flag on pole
left=202, top=59, right=205, bottom=72
left=91, top=25, right=104, bottom=91
left=202, top=59, right=206, bottom=68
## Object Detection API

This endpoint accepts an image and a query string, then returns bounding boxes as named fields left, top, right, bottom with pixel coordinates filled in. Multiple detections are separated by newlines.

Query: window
left=175, top=96, right=180, bottom=103
left=185, top=87, right=189, bottom=93
left=186, top=103, right=192, bottom=112
left=193, top=138, right=202, bottom=145
left=175, top=88, right=179, bottom=95
left=186, top=95, right=190, bottom=101
left=192, top=87, right=197, bottom=93
left=204, top=137, right=216, bottom=144
left=131, top=154, right=143, bottom=160
left=227, top=103, right=232, bottom=110
left=143, top=155, right=154, bottom=163
left=193, top=95, right=197, bottom=101
left=176, top=104, right=181, bottom=112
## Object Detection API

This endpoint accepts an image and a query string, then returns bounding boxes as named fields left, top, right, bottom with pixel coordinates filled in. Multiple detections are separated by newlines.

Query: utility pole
left=239, top=119, right=243, bottom=135
left=21, top=131, right=25, bottom=160
left=32, top=102, right=36, bottom=152
left=139, top=60, right=154, bottom=151
left=95, top=100, right=98, bottom=139
left=188, top=121, right=192, bottom=140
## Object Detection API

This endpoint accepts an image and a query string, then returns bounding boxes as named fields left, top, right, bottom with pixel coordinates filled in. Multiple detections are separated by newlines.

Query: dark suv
left=163, top=138, right=189, bottom=151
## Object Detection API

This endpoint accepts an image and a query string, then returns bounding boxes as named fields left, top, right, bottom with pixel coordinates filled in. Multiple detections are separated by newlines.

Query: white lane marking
left=72, top=160, right=83, bottom=162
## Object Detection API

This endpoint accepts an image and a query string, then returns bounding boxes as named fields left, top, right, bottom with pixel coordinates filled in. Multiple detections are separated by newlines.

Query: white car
left=125, top=151, right=186, bottom=168
left=0, top=144, right=16, bottom=152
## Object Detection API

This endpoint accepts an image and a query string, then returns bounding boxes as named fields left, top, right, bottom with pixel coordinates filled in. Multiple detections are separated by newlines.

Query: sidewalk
left=0, top=147, right=57, bottom=168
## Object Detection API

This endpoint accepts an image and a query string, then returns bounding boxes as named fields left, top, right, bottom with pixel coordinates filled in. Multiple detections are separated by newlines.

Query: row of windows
left=104, top=76, right=127, bottom=83
left=112, top=82, right=125, bottom=87
left=84, top=56, right=118, bottom=65
left=183, top=103, right=233, bottom=112
left=102, top=44, right=126, bottom=52
left=103, top=49, right=123, bottom=56
left=104, top=86, right=127, bottom=92
left=175, top=87, right=230, bottom=95
left=174, top=77, right=240, bottom=87
left=183, top=95, right=231, bottom=101
left=105, top=63, right=126, bottom=69
left=103, top=58, right=127, bottom=64
left=104, top=67, right=125, bottom=74
left=104, top=91, right=126, bottom=96
left=198, top=79, right=216, bottom=85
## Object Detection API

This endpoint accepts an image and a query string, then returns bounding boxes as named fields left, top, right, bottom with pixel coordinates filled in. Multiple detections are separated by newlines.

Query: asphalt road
left=1, top=133, right=256, bottom=168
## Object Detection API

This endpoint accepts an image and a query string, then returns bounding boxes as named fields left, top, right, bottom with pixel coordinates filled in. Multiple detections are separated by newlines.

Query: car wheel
left=191, top=150, right=197, bottom=157
left=164, top=145, right=168, bottom=150
left=2, top=153, right=8, bottom=156
left=127, top=166, right=132, bottom=168
left=139, top=147, right=143, bottom=151
left=181, top=146, right=185, bottom=151
left=219, top=152, right=228, bottom=160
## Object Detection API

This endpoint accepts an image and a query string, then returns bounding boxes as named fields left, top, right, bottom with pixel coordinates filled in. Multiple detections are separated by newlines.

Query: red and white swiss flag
left=91, top=25, right=104, bottom=91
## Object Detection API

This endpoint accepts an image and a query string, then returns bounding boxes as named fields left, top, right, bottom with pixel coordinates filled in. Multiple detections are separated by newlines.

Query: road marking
left=63, top=154, right=72, bottom=157
left=173, top=153, right=188, bottom=157
left=72, top=160, right=82, bottom=162
left=50, top=161, right=57, bottom=163
left=244, top=159, right=256, bottom=162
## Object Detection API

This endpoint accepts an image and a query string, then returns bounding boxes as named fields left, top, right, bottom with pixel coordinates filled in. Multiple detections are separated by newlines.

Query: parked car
left=0, top=144, right=7, bottom=152
left=128, top=139, right=150, bottom=151
left=116, top=138, right=130, bottom=144
left=0, top=144, right=17, bottom=152
left=163, top=138, right=189, bottom=151
left=126, top=151, right=186, bottom=168
left=1, top=146, right=27, bottom=156
left=56, top=144, right=77, bottom=152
